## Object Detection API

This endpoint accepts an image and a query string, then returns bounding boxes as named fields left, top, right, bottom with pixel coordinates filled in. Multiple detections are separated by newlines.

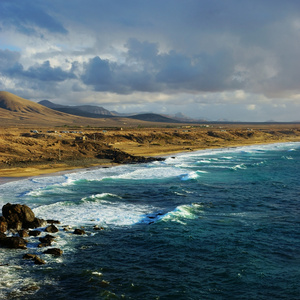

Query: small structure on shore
left=75, top=136, right=86, bottom=141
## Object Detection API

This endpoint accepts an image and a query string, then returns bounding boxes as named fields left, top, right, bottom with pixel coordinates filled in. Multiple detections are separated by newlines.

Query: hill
left=0, top=91, right=180, bottom=127
left=39, top=99, right=179, bottom=123
left=0, top=92, right=58, bottom=114
left=39, top=100, right=114, bottom=117
left=128, top=113, right=179, bottom=123
left=0, top=92, right=130, bottom=127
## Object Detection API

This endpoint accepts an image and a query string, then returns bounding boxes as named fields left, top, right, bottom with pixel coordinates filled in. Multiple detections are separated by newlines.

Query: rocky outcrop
left=0, top=236, right=27, bottom=249
left=96, top=148, right=165, bottom=164
left=0, top=203, right=93, bottom=267
left=2, top=203, right=35, bottom=229
left=0, top=203, right=63, bottom=264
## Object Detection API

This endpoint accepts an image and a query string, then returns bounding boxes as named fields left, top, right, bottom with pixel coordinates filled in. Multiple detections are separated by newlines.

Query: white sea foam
left=159, top=203, right=204, bottom=224
left=231, top=164, right=247, bottom=170
left=33, top=198, right=157, bottom=227
left=111, top=166, right=184, bottom=180
left=198, top=159, right=211, bottom=163
left=179, top=171, right=200, bottom=181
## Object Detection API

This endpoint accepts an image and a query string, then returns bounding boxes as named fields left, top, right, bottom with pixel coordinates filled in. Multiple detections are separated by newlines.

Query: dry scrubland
left=1, top=123, right=300, bottom=177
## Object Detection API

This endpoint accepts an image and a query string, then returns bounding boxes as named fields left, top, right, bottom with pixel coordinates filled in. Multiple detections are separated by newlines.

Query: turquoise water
left=0, top=143, right=300, bottom=299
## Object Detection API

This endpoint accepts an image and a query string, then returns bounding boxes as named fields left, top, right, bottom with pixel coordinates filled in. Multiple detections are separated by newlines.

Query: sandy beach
left=1, top=123, right=300, bottom=179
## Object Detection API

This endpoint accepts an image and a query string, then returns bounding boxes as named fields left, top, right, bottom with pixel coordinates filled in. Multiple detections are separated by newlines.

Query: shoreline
left=1, top=139, right=299, bottom=185
left=2, top=124, right=300, bottom=182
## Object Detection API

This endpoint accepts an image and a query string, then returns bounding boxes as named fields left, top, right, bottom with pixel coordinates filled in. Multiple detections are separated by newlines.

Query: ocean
left=0, top=142, right=300, bottom=299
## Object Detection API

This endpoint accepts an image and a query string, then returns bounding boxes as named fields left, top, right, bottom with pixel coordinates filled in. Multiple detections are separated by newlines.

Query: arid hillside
left=0, top=91, right=164, bottom=127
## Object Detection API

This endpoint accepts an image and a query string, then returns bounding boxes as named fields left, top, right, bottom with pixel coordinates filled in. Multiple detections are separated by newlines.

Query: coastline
left=1, top=138, right=299, bottom=185
left=2, top=124, right=300, bottom=181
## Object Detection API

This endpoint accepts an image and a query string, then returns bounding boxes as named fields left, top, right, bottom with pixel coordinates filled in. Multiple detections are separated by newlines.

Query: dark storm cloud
left=81, top=39, right=241, bottom=94
left=0, top=0, right=67, bottom=35
left=24, top=61, right=76, bottom=82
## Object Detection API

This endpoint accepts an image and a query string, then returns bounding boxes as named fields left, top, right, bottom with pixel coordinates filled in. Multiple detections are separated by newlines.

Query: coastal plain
left=1, top=123, right=300, bottom=178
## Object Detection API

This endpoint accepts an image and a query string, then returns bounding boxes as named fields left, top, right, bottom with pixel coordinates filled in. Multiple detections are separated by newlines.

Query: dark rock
left=43, top=248, right=63, bottom=256
left=37, top=242, right=51, bottom=248
left=18, top=229, right=29, bottom=237
left=45, top=224, right=59, bottom=233
left=2, top=203, right=35, bottom=229
left=23, top=253, right=46, bottom=264
left=23, top=253, right=37, bottom=260
left=73, top=228, right=86, bottom=235
left=96, top=149, right=165, bottom=164
left=39, top=234, right=55, bottom=244
left=46, top=219, right=61, bottom=224
left=0, top=236, right=27, bottom=249
left=29, top=230, right=41, bottom=237
left=0, top=232, right=6, bottom=239
left=0, top=216, right=8, bottom=233
left=34, top=256, right=46, bottom=265
left=24, top=217, right=47, bottom=229
left=8, top=221, right=22, bottom=231
left=93, top=225, right=105, bottom=231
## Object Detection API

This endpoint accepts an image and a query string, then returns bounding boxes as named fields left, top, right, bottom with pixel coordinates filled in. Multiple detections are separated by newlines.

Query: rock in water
left=73, top=228, right=86, bottom=235
left=43, top=248, right=63, bottom=256
left=23, top=254, right=46, bottom=265
left=29, top=230, right=41, bottom=237
left=2, top=203, right=35, bottom=229
left=45, top=224, right=59, bottom=233
left=0, top=236, right=27, bottom=249
left=34, top=256, right=46, bottom=265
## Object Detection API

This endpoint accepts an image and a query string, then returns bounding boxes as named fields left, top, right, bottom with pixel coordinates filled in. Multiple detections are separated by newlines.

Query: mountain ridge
left=0, top=91, right=181, bottom=126
left=39, top=100, right=114, bottom=116
left=38, top=98, right=180, bottom=123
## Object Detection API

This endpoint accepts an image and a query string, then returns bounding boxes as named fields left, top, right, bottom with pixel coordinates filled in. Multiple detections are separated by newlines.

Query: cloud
left=23, top=61, right=76, bottom=82
left=0, top=1, right=67, bottom=35
left=1, top=0, right=300, bottom=121
left=81, top=39, right=242, bottom=94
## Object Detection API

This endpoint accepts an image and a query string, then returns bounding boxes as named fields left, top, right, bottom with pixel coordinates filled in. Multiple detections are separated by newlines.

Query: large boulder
left=0, top=236, right=27, bottom=249
left=2, top=203, right=35, bottom=229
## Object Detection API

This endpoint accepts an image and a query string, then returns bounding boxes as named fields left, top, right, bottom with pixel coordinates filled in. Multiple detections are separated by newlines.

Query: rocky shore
left=0, top=203, right=88, bottom=265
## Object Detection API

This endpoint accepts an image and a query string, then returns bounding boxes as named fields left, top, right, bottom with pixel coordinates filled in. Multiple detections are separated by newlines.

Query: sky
left=1, top=0, right=300, bottom=121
